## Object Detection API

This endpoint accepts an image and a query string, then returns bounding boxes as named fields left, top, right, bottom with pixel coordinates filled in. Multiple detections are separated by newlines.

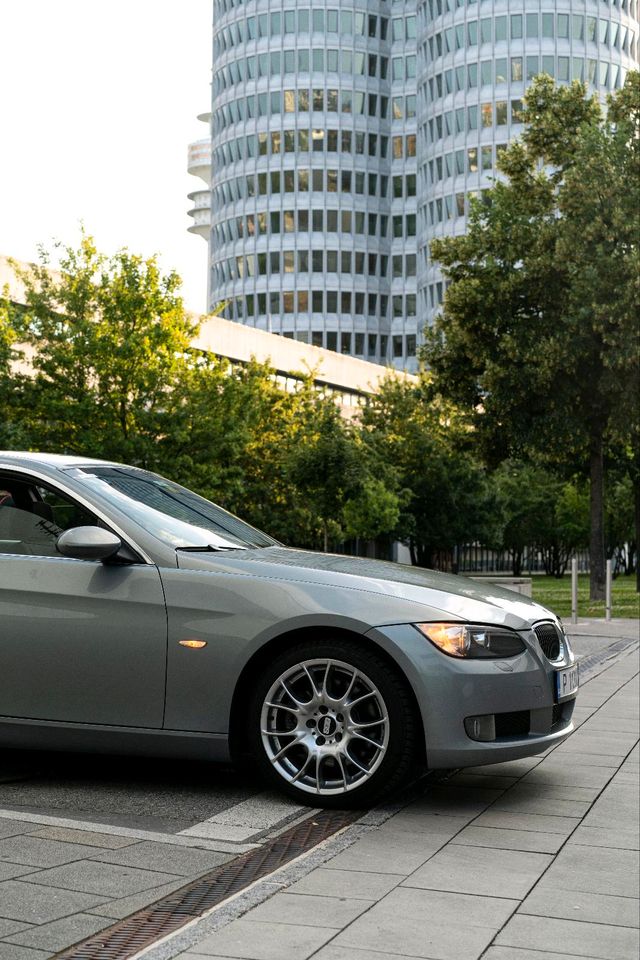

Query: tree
left=13, top=232, right=197, bottom=465
left=0, top=291, right=30, bottom=449
left=360, top=376, right=493, bottom=568
left=491, top=461, right=555, bottom=576
left=424, top=74, right=640, bottom=598
left=287, top=401, right=400, bottom=551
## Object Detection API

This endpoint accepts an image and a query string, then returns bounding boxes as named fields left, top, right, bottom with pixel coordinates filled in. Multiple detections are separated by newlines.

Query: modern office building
left=189, top=1, right=638, bottom=371
left=417, top=0, right=639, bottom=332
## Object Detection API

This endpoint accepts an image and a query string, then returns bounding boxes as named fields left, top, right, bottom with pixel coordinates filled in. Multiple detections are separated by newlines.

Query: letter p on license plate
left=555, top=664, right=579, bottom=702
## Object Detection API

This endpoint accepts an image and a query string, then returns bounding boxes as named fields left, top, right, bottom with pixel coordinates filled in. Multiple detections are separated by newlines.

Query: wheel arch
left=228, top=624, right=426, bottom=765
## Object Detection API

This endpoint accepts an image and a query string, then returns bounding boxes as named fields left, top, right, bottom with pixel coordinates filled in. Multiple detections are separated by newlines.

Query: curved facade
left=199, top=0, right=638, bottom=370
left=208, top=0, right=421, bottom=365
left=417, top=0, right=639, bottom=332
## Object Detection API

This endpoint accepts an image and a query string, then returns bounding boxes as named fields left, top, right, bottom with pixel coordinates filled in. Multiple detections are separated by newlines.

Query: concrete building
left=1, top=255, right=416, bottom=415
left=188, top=1, right=638, bottom=372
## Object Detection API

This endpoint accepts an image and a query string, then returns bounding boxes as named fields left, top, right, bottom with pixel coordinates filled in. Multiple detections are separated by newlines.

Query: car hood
left=176, top=546, right=554, bottom=631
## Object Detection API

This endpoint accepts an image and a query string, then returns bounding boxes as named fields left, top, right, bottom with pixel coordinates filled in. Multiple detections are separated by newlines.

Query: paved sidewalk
left=164, top=631, right=639, bottom=960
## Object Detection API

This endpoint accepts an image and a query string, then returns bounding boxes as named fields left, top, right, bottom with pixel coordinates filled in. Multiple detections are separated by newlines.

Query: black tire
left=246, top=637, right=419, bottom=808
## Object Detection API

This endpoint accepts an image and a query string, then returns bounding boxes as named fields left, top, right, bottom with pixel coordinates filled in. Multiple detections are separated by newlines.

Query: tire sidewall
left=246, top=638, right=415, bottom=807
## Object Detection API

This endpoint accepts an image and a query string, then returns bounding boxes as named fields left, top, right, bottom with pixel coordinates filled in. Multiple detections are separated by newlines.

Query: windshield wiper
left=177, top=544, right=248, bottom=553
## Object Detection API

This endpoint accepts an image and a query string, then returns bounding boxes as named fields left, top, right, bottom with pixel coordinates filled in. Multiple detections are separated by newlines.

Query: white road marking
left=0, top=808, right=259, bottom=853
left=178, top=793, right=310, bottom=842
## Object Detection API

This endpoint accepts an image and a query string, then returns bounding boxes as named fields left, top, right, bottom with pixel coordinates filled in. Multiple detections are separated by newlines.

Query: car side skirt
left=0, top=718, right=230, bottom=762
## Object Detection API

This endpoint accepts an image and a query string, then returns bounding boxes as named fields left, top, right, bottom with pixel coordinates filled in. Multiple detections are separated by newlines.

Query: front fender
left=160, top=567, right=442, bottom=734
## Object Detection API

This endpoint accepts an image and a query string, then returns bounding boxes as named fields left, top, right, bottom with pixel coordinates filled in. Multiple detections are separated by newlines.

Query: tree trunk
left=323, top=523, right=328, bottom=553
left=589, top=432, right=606, bottom=601
left=512, top=550, right=523, bottom=577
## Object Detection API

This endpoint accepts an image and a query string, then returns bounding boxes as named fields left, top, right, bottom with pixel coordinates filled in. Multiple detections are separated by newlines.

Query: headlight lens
left=415, top=622, right=526, bottom=659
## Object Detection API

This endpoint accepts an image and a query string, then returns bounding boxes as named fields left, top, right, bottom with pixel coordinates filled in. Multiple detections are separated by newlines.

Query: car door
left=0, top=470, right=167, bottom=728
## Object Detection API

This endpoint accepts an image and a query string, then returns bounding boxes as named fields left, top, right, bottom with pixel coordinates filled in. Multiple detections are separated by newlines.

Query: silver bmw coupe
left=0, top=452, right=578, bottom=807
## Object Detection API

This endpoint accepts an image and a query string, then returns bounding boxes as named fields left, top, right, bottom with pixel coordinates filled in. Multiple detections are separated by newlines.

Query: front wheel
left=247, top=639, right=419, bottom=808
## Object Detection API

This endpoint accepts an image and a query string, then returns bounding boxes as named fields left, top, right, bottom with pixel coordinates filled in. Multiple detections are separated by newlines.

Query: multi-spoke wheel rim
left=260, top=658, right=390, bottom=796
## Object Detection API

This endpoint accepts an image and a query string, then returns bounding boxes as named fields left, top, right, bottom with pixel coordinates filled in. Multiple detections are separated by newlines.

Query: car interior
left=0, top=476, right=96, bottom=557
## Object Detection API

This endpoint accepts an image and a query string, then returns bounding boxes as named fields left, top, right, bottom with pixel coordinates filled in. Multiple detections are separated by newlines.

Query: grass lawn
left=531, top=573, right=640, bottom=620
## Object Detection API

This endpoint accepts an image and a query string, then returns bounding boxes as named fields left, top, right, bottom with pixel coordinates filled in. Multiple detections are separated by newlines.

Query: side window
left=0, top=475, right=98, bottom=558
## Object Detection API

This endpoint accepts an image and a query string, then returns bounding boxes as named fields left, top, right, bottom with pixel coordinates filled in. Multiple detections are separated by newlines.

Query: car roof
left=0, top=451, right=120, bottom=469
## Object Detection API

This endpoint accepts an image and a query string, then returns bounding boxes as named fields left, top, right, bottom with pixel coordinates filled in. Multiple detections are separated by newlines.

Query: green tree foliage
left=0, top=291, right=29, bottom=448
left=360, top=376, right=492, bottom=568
left=286, top=401, right=400, bottom=550
left=9, top=235, right=403, bottom=552
left=14, top=233, right=197, bottom=464
left=425, top=74, right=640, bottom=598
left=491, top=461, right=589, bottom=578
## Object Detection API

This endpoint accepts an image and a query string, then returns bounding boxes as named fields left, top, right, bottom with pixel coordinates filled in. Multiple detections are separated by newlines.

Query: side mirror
left=56, top=526, right=122, bottom=561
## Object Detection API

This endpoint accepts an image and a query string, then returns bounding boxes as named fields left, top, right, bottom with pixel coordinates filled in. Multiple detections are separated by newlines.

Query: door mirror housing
left=56, top=526, right=122, bottom=561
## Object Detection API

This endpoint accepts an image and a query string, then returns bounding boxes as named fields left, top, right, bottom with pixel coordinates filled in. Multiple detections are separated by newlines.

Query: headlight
left=415, top=622, right=526, bottom=659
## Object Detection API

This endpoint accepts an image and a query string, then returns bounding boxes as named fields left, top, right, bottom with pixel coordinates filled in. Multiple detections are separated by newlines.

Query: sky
left=0, top=0, right=212, bottom=313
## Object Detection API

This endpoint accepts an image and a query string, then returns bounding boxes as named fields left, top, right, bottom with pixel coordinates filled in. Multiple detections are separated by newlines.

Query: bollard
left=605, top=558, right=612, bottom=621
left=571, top=558, right=578, bottom=624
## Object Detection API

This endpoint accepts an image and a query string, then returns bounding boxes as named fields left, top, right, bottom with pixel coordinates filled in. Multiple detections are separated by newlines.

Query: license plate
left=555, top=664, right=579, bottom=701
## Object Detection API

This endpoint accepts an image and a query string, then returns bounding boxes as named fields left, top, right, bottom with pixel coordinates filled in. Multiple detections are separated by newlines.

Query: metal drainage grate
left=53, top=807, right=360, bottom=960
left=576, top=638, right=638, bottom=678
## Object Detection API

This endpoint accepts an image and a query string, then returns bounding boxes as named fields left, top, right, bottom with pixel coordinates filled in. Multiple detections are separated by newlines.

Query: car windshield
left=65, top=466, right=277, bottom=550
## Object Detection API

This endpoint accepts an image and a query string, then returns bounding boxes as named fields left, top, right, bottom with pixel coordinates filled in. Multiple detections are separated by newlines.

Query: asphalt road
left=0, top=627, right=634, bottom=843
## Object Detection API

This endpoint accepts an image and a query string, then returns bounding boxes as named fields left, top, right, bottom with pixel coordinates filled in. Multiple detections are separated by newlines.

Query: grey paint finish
left=0, top=452, right=577, bottom=790
left=0, top=557, right=166, bottom=727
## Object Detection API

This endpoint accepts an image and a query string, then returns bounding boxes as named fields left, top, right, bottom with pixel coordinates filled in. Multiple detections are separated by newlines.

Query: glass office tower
left=197, top=0, right=638, bottom=371
left=417, top=0, right=639, bottom=333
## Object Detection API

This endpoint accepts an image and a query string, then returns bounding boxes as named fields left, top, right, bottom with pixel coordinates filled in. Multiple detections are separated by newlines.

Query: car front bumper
left=367, top=622, right=577, bottom=768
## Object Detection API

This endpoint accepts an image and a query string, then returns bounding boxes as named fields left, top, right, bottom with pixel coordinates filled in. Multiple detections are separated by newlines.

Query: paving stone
left=521, top=763, right=616, bottom=789
left=323, top=828, right=450, bottom=876
left=403, top=844, right=552, bottom=900
left=0, top=863, right=38, bottom=882
left=176, top=954, right=237, bottom=960
left=331, top=887, right=515, bottom=960
left=373, top=812, right=469, bottom=838
left=537, top=844, right=639, bottom=898
left=412, top=785, right=503, bottom=812
left=287, top=867, right=400, bottom=901
left=312, top=948, right=430, bottom=960
left=91, top=841, right=231, bottom=876
left=244, top=892, right=372, bottom=929
left=586, top=717, right=640, bottom=734
left=489, top=794, right=591, bottom=818
left=548, top=751, right=626, bottom=768
left=484, top=949, right=606, bottom=960
left=473, top=810, right=580, bottom=836
left=0, top=880, right=108, bottom=924
left=0, top=822, right=40, bottom=841
left=191, top=918, right=340, bottom=959
left=564, top=734, right=636, bottom=756
left=5, top=912, right=112, bottom=952
left=581, top=786, right=640, bottom=829
left=26, top=860, right=181, bottom=898
left=494, top=781, right=599, bottom=803
left=0, top=837, right=100, bottom=868
left=87, top=877, right=189, bottom=919
left=0, top=946, right=49, bottom=960
left=0, top=920, right=32, bottom=939
left=519, top=887, right=639, bottom=928
left=450, top=825, right=565, bottom=854
left=464, top=758, right=542, bottom=777
left=568, top=824, right=639, bottom=850
left=29, top=827, right=138, bottom=849
left=495, top=914, right=639, bottom=960
left=444, top=773, right=517, bottom=790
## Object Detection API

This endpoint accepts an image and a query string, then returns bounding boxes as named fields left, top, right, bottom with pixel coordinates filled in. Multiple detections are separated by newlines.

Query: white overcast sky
left=0, top=0, right=212, bottom=313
